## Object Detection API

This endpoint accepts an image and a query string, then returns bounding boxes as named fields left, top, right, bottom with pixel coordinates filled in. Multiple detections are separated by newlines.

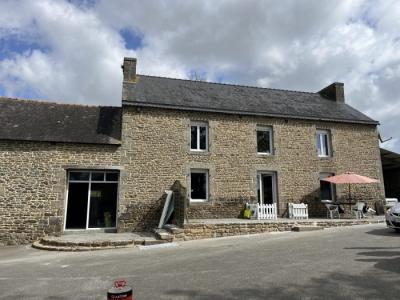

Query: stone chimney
left=122, top=57, right=137, bottom=83
left=318, top=82, right=345, bottom=103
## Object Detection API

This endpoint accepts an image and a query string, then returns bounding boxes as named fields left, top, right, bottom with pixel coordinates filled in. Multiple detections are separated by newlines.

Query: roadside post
left=107, top=279, right=133, bottom=300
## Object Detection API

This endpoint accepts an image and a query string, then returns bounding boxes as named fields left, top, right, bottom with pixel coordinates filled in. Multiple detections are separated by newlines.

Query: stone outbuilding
left=0, top=57, right=385, bottom=245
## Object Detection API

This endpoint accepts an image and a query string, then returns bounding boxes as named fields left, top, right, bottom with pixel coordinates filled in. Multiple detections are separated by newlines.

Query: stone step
left=33, top=232, right=161, bottom=251
left=143, top=238, right=169, bottom=246
left=152, top=228, right=174, bottom=242
left=39, top=236, right=135, bottom=248
left=32, top=241, right=135, bottom=252
left=163, top=224, right=184, bottom=234
left=292, top=226, right=324, bottom=232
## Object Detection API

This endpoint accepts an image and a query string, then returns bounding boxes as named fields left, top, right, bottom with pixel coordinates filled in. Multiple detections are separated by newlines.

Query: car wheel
left=395, top=228, right=400, bottom=233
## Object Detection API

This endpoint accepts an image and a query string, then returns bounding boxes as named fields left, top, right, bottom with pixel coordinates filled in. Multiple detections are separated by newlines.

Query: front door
left=65, top=171, right=119, bottom=230
left=257, top=172, right=277, bottom=205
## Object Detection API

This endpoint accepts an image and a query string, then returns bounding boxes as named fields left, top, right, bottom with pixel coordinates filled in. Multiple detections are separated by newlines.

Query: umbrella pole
left=348, top=183, right=352, bottom=216
left=348, top=183, right=351, bottom=201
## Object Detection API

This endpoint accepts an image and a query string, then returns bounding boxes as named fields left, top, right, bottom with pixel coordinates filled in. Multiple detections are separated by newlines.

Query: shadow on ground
left=364, top=227, right=399, bottom=237
left=164, top=238, right=400, bottom=299
left=164, top=269, right=399, bottom=300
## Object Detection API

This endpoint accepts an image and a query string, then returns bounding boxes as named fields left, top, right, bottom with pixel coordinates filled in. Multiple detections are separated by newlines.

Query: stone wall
left=0, top=106, right=385, bottom=245
left=176, top=219, right=385, bottom=241
left=0, top=141, right=121, bottom=245
left=121, top=107, right=384, bottom=223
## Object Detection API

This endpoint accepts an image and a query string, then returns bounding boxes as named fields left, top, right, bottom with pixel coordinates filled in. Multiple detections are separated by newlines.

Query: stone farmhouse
left=0, top=57, right=385, bottom=245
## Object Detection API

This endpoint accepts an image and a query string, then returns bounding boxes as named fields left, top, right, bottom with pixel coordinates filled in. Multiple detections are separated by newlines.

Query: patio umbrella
left=321, top=172, right=380, bottom=202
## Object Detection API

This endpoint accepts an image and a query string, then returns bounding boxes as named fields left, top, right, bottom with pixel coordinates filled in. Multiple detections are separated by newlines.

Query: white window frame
left=189, top=169, right=209, bottom=202
left=190, top=121, right=208, bottom=152
left=256, top=126, right=273, bottom=155
left=64, top=170, right=120, bottom=231
left=316, top=129, right=331, bottom=157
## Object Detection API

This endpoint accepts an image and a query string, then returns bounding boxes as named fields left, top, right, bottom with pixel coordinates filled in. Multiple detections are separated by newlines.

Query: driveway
left=0, top=224, right=399, bottom=299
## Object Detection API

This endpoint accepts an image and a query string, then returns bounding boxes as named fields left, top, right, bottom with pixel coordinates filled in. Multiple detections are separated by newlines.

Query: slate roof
left=0, top=98, right=121, bottom=145
left=123, top=75, right=378, bottom=125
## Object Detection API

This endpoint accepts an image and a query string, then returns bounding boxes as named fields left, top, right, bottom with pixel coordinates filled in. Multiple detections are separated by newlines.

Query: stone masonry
left=0, top=105, right=385, bottom=245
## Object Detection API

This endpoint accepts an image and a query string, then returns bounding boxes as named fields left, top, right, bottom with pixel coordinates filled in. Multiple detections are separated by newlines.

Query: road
left=0, top=224, right=399, bottom=299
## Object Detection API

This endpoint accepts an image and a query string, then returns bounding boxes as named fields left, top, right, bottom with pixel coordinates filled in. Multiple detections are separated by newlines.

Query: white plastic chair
left=288, top=203, right=309, bottom=219
left=353, top=202, right=365, bottom=219
left=325, top=204, right=340, bottom=219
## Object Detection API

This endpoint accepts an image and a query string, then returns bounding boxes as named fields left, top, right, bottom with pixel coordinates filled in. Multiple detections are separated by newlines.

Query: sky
left=0, top=0, right=399, bottom=152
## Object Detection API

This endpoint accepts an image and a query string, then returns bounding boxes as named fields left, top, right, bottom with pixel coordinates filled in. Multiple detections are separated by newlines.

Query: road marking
left=61, top=264, right=69, bottom=268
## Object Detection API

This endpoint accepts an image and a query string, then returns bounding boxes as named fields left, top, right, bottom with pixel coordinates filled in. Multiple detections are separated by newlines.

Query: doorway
left=319, top=172, right=336, bottom=201
left=65, top=170, right=119, bottom=230
left=257, top=172, right=277, bottom=205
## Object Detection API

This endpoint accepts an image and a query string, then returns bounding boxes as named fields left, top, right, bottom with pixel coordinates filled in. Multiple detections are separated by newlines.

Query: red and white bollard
left=107, top=279, right=133, bottom=300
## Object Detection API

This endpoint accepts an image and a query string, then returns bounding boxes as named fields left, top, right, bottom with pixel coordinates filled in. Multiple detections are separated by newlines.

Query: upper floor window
left=316, top=129, right=331, bottom=157
left=191, top=122, right=208, bottom=151
left=257, top=126, right=273, bottom=154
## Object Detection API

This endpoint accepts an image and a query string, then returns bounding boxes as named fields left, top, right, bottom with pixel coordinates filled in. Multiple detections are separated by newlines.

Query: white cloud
left=0, top=0, right=399, bottom=152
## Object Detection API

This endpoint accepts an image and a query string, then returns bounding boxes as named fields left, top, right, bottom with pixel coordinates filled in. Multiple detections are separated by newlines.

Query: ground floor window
left=65, top=170, right=119, bottom=230
left=319, top=172, right=336, bottom=200
left=257, top=172, right=277, bottom=205
left=190, top=169, right=209, bottom=202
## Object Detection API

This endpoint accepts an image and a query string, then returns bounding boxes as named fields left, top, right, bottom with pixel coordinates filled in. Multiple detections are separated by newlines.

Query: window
left=316, top=130, right=331, bottom=157
left=319, top=173, right=336, bottom=200
left=191, top=122, right=208, bottom=151
left=65, top=171, right=119, bottom=230
left=190, top=169, right=209, bottom=202
left=257, top=126, right=273, bottom=154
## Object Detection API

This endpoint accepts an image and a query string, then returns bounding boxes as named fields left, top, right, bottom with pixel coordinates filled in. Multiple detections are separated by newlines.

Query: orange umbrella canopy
left=321, top=172, right=380, bottom=202
left=321, top=172, right=380, bottom=184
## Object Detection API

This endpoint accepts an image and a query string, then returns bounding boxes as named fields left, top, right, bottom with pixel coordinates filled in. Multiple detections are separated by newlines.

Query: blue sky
left=0, top=0, right=399, bottom=152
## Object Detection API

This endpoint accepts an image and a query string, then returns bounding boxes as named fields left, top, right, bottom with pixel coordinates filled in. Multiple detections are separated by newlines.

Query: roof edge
left=0, top=137, right=122, bottom=146
left=122, top=101, right=380, bottom=125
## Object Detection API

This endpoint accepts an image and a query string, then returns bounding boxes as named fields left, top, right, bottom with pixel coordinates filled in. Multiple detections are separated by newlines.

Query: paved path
left=0, top=224, right=399, bottom=299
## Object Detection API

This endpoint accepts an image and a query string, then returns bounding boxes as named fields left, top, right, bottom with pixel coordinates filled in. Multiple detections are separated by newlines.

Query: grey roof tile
left=123, top=75, right=378, bottom=125
left=0, top=97, right=122, bottom=145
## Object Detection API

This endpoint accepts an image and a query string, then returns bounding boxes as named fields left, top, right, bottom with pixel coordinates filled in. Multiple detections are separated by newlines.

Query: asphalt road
left=0, top=224, right=399, bottom=299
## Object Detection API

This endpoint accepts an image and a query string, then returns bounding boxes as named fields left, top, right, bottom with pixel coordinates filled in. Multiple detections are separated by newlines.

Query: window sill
left=190, top=150, right=210, bottom=155
left=257, top=152, right=274, bottom=157
left=190, top=199, right=210, bottom=205
left=317, top=155, right=333, bottom=159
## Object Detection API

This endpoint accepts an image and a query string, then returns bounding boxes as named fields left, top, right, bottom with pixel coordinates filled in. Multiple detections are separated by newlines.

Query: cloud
left=0, top=0, right=399, bottom=152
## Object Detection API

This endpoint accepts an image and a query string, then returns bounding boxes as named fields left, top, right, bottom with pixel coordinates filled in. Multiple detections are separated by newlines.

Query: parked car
left=386, top=202, right=400, bottom=232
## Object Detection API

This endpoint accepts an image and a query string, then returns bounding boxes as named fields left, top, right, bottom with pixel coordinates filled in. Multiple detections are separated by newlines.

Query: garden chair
left=325, top=203, right=340, bottom=219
